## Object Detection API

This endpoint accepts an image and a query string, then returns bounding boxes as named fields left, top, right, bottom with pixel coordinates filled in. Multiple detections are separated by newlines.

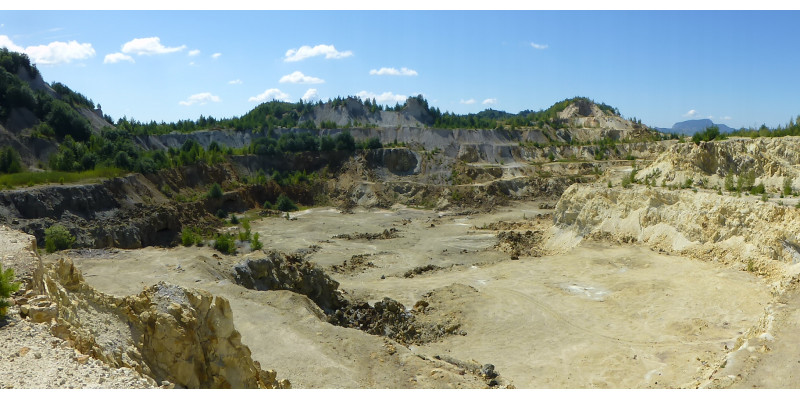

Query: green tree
left=181, top=227, right=201, bottom=247
left=213, top=233, right=236, bottom=255
left=335, top=131, right=355, bottom=152
left=251, top=232, right=263, bottom=251
left=44, top=224, right=75, bottom=253
left=47, top=100, right=92, bottom=142
left=0, top=146, right=22, bottom=173
left=276, top=194, right=298, bottom=212
left=0, top=263, right=20, bottom=319
left=207, top=183, right=223, bottom=199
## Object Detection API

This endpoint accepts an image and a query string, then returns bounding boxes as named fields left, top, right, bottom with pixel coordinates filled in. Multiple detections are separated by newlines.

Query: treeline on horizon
left=113, top=95, right=625, bottom=135
left=3, top=49, right=631, bottom=139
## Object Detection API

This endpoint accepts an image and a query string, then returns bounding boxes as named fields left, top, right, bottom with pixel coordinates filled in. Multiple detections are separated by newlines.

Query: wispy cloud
left=301, top=88, right=319, bottom=102
left=249, top=88, right=290, bottom=102
left=228, top=79, right=242, bottom=85
left=721, top=116, right=732, bottom=120
left=121, top=37, right=186, bottom=55
left=0, top=35, right=95, bottom=65
left=369, top=67, right=418, bottom=76
left=104, top=52, right=134, bottom=64
left=279, top=71, right=325, bottom=84
left=460, top=98, right=476, bottom=105
left=188, top=49, right=200, bottom=56
left=356, top=90, right=406, bottom=104
left=531, top=42, right=548, bottom=50
left=211, top=52, right=221, bottom=59
left=482, top=98, right=497, bottom=105
left=178, top=92, right=220, bottom=106
left=284, top=44, right=353, bottom=62
left=684, top=109, right=698, bottom=118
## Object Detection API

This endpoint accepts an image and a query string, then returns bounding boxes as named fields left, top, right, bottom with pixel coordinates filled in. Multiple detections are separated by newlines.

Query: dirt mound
left=402, top=264, right=443, bottom=278
left=333, top=228, right=399, bottom=240
left=496, top=230, right=546, bottom=259
left=330, top=254, right=379, bottom=275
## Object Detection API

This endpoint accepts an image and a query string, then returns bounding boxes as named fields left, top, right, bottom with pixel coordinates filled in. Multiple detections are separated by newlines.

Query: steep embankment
left=553, top=183, right=800, bottom=279
left=637, top=137, right=800, bottom=192
left=0, top=227, right=288, bottom=389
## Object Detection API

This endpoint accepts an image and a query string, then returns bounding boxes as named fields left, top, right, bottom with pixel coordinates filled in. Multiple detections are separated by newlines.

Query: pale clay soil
left=25, top=199, right=792, bottom=389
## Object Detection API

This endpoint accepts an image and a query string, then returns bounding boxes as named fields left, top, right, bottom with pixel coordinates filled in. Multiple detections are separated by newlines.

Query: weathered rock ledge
left=553, top=183, right=800, bottom=280
left=36, top=257, right=289, bottom=388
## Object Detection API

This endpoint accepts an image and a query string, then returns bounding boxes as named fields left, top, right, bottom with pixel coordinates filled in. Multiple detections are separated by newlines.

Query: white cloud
left=249, top=88, right=290, bottom=102
left=211, top=52, right=221, bottom=59
left=188, top=61, right=195, bottom=66
left=721, top=116, right=732, bottom=120
left=178, top=92, right=220, bottom=106
left=301, top=88, right=319, bottom=102
left=369, top=67, right=418, bottom=76
left=0, top=35, right=95, bottom=65
left=356, top=90, right=406, bottom=104
left=284, top=44, right=353, bottom=62
left=279, top=71, right=324, bottom=84
left=121, top=37, right=186, bottom=56
left=531, top=42, right=549, bottom=50
left=228, top=79, right=242, bottom=85
left=188, top=49, right=200, bottom=56
left=103, top=52, right=134, bottom=64
left=0, top=35, right=23, bottom=52
left=482, top=98, right=497, bottom=105
left=684, top=109, right=698, bottom=117
left=460, top=98, right=476, bottom=105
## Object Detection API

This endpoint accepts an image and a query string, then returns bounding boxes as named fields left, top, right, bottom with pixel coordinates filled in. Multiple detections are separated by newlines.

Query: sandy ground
left=54, top=200, right=780, bottom=388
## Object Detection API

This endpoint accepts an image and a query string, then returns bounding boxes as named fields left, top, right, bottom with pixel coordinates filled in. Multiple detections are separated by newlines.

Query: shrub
left=213, top=233, right=236, bottom=255
left=181, top=227, right=201, bottom=247
left=0, top=146, right=23, bottom=173
left=750, top=183, right=766, bottom=195
left=216, top=209, right=228, bottom=219
left=784, top=177, right=793, bottom=196
left=230, top=214, right=239, bottom=225
left=208, top=183, right=223, bottom=199
left=724, top=174, right=736, bottom=192
left=1, top=263, right=20, bottom=319
left=238, top=220, right=252, bottom=241
left=251, top=232, right=263, bottom=251
left=44, top=224, right=75, bottom=253
left=276, top=194, right=298, bottom=212
left=263, top=200, right=273, bottom=210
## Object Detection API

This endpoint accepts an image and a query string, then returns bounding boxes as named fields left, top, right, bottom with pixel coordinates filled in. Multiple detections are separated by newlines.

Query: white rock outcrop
left=39, top=258, right=288, bottom=389
left=554, top=184, right=800, bottom=278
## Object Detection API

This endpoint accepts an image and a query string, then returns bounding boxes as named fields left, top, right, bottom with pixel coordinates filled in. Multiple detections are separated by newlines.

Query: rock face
left=0, top=224, right=40, bottom=287
left=637, top=137, right=800, bottom=192
left=234, top=253, right=343, bottom=312
left=553, top=184, right=800, bottom=276
left=38, top=258, right=287, bottom=389
left=365, top=148, right=420, bottom=175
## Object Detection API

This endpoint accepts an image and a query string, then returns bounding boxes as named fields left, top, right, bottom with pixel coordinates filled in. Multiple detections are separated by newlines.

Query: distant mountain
left=656, top=119, right=734, bottom=135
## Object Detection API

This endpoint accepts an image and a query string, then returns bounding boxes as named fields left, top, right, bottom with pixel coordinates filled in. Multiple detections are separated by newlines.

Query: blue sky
left=1, top=10, right=799, bottom=129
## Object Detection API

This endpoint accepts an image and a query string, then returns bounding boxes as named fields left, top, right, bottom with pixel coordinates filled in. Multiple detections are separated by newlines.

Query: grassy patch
left=0, top=167, right=124, bottom=189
